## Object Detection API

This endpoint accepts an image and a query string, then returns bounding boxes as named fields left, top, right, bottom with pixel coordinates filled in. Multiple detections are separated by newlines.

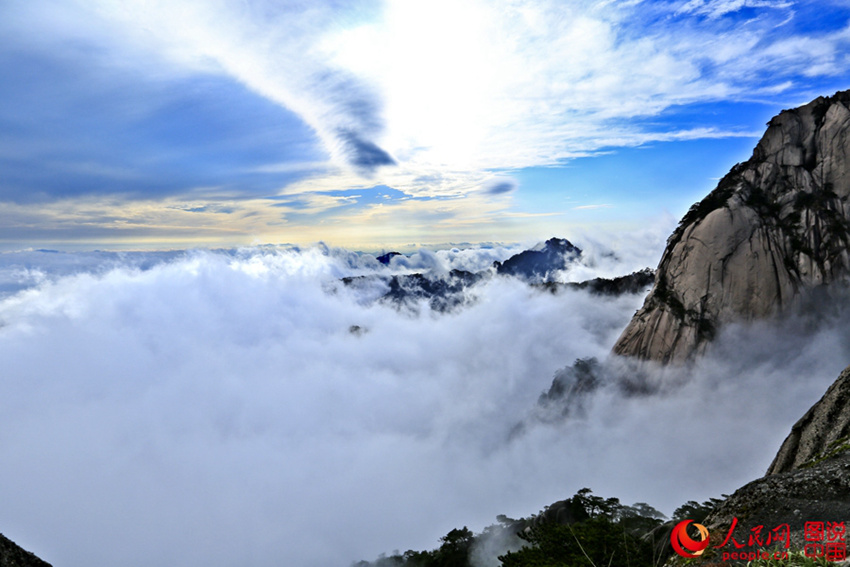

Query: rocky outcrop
left=701, top=451, right=850, bottom=552
left=767, top=365, right=850, bottom=475
left=668, top=367, right=850, bottom=566
left=614, top=90, right=850, bottom=363
left=0, top=534, right=51, bottom=567
left=375, top=251, right=401, bottom=265
left=342, top=238, right=647, bottom=313
left=694, top=365, right=850, bottom=555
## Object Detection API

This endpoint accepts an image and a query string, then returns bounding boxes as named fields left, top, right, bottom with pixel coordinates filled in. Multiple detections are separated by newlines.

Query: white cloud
left=2, top=243, right=849, bottom=566
left=16, top=0, right=395, bottom=172
left=8, top=0, right=848, bottom=200
left=677, top=0, right=794, bottom=19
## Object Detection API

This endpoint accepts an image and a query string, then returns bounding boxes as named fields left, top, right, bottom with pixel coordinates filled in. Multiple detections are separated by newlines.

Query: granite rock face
left=767, top=365, right=850, bottom=475
left=614, top=91, right=850, bottom=363
left=0, top=534, right=51, bottom=567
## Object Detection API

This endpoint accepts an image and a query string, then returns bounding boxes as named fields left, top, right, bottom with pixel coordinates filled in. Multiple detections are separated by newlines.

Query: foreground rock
left=687, top=365, right=850, bottom=561
left=614, top=90, right=850, bottom=364
left=702, top=452, right=850, bottom=551
left=0, top=534, right=51, bottom=567
left=768, top=365, right=850, bottom=475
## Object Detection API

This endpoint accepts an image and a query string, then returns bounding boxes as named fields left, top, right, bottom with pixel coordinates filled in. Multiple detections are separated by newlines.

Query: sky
left=2, top=0, right=850, bottom=250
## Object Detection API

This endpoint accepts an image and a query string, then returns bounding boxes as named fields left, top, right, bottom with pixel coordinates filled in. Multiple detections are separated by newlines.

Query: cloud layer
left=2, top=243, right=849, bottom=567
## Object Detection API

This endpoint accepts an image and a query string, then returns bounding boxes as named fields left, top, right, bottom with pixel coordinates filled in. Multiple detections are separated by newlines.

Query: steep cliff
left=614, top=90, right=850, bottom=363
left=767, top=365, right=850, bottom=475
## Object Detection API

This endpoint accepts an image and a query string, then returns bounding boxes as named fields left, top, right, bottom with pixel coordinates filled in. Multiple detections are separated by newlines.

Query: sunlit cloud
left=2, top=0, right=850, bottom=245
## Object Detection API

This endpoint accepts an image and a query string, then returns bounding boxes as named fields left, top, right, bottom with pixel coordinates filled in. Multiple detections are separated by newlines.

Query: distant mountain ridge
left=614, top=90, right=850, bottom=363
left=344, top=238, right=653, bottom=312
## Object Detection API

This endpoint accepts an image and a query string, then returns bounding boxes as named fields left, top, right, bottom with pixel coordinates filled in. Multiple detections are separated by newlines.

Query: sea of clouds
left=1, top=232, right=849, bottom=567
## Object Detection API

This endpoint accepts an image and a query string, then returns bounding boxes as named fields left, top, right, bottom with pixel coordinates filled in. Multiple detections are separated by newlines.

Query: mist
left=1, top=238, right=848, bottom=567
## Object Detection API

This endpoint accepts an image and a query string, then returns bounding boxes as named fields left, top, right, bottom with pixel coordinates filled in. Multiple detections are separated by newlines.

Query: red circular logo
left=671, top=520, right=710, bottom=558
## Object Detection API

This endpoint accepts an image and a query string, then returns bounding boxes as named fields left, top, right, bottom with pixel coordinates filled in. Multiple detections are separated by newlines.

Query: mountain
left=493, top=237, right=581, bottom=282
left=767, top=365, right=850, bottom=475
left=343, top=238, right=643, bottom=313
left=614, top=90, right=850, bottom=364
left=536, top=268, right=654, bottom=297
left=376, top=251, right=402, bottom=265
left=0, top=533, right=51, bottom=567
left=696, top=364, right=850, bottom=554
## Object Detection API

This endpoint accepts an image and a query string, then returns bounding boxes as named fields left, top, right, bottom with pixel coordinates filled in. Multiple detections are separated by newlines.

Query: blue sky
left=2, top=0, right=850, bottom=250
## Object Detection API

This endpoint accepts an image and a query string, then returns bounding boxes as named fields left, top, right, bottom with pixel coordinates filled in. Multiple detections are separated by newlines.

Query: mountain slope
left=0, top=533, right=51, bottom=567
left=696, top=364, right=850, bottom=554
left=614, top=90, right=850, bottom=363
left=767, top=365, right=850, bottom=475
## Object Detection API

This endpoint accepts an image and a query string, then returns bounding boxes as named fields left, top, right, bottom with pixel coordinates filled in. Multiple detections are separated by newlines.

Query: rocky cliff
left=694, top=365, right=850, bottom=556
left=767, top=365, right=850, bottom=475
left=0, top=534, right=51, bottom=567
left=614, top=90, right=850, bottom=363
left=699, top=452, right=850, bottom=554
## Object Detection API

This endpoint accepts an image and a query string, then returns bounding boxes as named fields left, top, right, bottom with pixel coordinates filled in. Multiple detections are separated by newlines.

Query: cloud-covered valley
left=1, top=241, right=849, bottom=567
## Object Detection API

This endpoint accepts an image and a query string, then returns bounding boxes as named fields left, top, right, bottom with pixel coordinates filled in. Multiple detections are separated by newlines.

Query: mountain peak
left=613, top=89, right=850, bottom=364
left=495, top=237, right=581, bottom=281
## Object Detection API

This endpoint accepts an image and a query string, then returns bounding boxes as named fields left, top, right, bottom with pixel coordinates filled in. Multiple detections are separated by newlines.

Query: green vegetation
left=671, top=497, right=724, bottom=524
left=351, top=527, right=475, bottom=567
left=498, top=515, right=656, bottom=567
left=800, top=436, right=850, bottom=470
left=648, top=275, right=716, bottom=342
left=353, top=488, right=691, bottom=567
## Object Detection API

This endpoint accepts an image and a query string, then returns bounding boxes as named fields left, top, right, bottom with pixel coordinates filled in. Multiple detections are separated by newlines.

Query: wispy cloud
left=573, top=204, right=614, bottom=210
left=83, top=0, right=396, bottom=174
left=10, top=0, right=848, bottom=181
left=676, top=0, right=794, bottom=19
left=324, top=0, right=849, bottom=173
left=2, top=0, right=850, bottom=245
